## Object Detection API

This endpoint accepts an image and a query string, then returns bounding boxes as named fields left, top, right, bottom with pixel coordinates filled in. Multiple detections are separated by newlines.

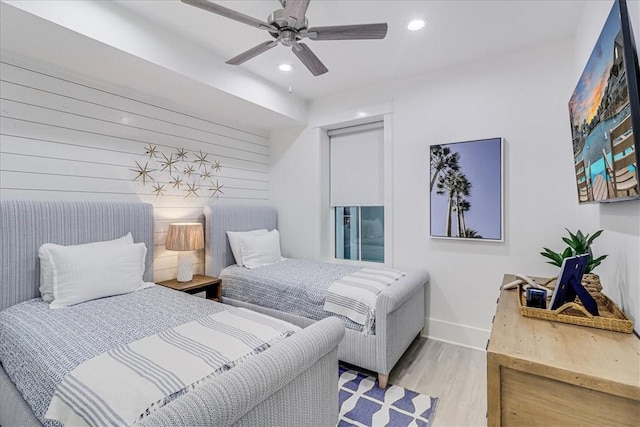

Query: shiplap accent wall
left=0, top=59, right=269, bottom=282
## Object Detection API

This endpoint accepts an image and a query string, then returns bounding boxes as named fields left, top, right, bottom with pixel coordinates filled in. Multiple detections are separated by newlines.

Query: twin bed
left=0, top=200, right=429, bottom=426
left=0, top=200, right=343, bottom=427
left=204, top=204, right=429, bottom=388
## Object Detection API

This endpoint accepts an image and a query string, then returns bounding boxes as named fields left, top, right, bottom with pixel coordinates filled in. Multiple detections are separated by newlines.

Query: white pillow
left=40, top=240, right=150, bottom=309
left=238, top=229, right=283, bottom=269
left=39, top=233, right=134, bottom=302
left=226, top=229, right=268, bottom=266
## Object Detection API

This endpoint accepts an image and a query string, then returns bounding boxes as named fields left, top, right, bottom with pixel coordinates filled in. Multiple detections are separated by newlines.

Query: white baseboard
left=422, top=317, right=490, bottom=351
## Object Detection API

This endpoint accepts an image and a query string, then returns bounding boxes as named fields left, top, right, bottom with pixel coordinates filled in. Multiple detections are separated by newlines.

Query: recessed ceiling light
left=279, top=63, right=293, bottom=72
left=407, top=19, right=426, bottom=31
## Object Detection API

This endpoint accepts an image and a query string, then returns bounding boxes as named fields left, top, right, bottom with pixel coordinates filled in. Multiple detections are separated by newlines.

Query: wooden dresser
left=487, top=274, right=640, bottom=426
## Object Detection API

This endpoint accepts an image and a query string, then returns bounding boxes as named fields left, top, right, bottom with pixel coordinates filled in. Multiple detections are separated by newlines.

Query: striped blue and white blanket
left=221, top=259, right=366, bottom=332
left=45, top=307, right=299, bottom=426
left=0, top=287, right=243, bottom=427
left=324, top=268, right=406, bottom=334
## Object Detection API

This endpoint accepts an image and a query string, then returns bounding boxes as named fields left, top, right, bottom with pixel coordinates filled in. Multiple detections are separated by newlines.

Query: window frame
left=325, top=113, right=393, bottom=268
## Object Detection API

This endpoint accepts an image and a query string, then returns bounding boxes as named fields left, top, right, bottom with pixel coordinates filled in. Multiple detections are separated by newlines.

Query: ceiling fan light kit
left=181, top=0, right=388, bottom=76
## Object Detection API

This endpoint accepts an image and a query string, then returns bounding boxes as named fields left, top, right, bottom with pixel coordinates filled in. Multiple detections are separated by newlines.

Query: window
left=335, top=206, right=384, bottom=262
left=329, top=122, right=385, bottom=263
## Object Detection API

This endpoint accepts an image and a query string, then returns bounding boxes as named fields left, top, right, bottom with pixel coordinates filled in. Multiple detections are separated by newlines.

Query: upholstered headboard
left=0, top=200, right=154, bottom=311
left=203, top=204, right=277, bottom=277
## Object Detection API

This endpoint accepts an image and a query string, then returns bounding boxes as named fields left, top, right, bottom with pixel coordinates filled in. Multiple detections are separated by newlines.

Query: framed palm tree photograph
left=430, top=137, right=504, bottom=241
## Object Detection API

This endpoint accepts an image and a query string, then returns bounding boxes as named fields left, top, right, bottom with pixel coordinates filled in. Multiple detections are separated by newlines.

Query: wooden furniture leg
left=378, top=374, right=389, bottom=389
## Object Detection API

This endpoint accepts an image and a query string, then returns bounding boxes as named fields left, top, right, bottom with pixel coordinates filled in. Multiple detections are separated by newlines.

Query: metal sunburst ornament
left=183, top=164, right=196, bottom=177
left=200, top=168, right=213, bottom=180
left=170, top=175, right=184, bottom=189
left=175, top=147, right=188, bottom=161
left=209, top=180, right=224, bottom=197
left=144, top=144, right=158, bottom=158
left=130, top=161, right=156, bottom=185
left=152, top=183, right=166, bottom=197
left=185, top=182, right=200, bottom=198
left=193, top=150, right=210, bottom=168
left=211, top=160, right=222, bottom=173
left=160, top=153, right=178, bottom=174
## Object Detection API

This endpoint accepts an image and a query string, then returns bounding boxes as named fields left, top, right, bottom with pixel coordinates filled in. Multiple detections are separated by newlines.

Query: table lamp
left=166, top=223, right=204, bottom=282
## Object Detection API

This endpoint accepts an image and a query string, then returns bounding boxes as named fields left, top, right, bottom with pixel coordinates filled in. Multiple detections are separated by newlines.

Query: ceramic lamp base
left=176, top=251, right=194, bottom=282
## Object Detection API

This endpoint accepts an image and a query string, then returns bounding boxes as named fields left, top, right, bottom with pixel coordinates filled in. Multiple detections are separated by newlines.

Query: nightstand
left=157, top=274, right=222, bottom=302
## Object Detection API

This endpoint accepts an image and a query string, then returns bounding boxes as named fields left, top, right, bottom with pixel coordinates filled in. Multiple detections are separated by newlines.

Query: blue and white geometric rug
left=338, top=366, right=439, bottom=427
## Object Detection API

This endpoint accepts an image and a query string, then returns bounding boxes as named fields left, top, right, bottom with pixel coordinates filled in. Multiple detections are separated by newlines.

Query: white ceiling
left=0, top=1, right=306, bottom=132
left=115, top=0, right=587, bottom=100
left=1, top=0, right=589, bottom=132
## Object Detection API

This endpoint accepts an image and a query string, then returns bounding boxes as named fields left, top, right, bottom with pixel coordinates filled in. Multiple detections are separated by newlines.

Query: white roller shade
left=330, top=126, right=384, bottom=206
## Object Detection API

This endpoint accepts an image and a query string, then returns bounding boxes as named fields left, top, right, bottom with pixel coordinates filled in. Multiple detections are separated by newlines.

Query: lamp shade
left=166, top=223, right=204, bottom=252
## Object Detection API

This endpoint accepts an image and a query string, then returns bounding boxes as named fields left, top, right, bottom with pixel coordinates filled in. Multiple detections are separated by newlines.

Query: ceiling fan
left=181, top=0, right=388, bottom=76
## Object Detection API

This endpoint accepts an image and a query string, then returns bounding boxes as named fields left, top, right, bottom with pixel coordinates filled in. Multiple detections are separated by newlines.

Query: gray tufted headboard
left=0, top=200, right=154, bottom=311
left=203, top=204, right=277, bottom=277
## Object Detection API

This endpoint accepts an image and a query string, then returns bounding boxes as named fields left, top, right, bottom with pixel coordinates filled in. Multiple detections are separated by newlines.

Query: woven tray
left=517, top=284, right=633, bottom=333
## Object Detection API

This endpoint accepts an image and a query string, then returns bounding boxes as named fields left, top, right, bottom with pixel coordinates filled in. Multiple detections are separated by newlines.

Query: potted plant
left=540, top=229, right=608, bottom=291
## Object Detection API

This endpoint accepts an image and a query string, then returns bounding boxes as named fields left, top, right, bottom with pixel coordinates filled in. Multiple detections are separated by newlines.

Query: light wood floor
left=389, top=337, right=487, bottom=427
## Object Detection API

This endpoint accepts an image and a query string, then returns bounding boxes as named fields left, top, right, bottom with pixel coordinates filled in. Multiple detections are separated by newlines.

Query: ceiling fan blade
left=226, top=41, right=277, bottom=65
left=292, top=43, right=328, bottom=76
left=181, top=0, right=275, bottom=31
left=305, top=23, right=388, bottom=40
left=284, top=0, right=310, bottom=26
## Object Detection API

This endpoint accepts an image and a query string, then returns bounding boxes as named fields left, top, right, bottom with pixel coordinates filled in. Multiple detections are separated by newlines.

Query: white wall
left=269, top=36, right=621, bottom=349
left=0, top=56, right=270, bottom=282
left=572, top=0, right=640, bottom=331
left=2, top=0, right=307, bottom=124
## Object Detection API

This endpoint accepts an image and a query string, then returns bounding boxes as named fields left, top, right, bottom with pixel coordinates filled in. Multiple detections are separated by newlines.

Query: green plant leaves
left=587, top=230, right=604, bottom=245
left=565, top=228, right=578, bottom=242
left=587, top=254, right=608, bottom=273
left=542, top=229, right=607, bottom=273
left=561, top=237, right=576, bottom=250
left=540, top=248, right=564, bottom=266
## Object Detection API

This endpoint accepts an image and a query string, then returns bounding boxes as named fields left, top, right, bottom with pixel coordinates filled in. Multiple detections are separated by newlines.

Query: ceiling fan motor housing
left=268, top=9, right=308, bottom=39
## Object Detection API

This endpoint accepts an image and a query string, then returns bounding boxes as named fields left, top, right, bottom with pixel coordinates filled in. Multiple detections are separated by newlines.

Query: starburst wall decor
left=131, top=144, right=224, bottom=198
